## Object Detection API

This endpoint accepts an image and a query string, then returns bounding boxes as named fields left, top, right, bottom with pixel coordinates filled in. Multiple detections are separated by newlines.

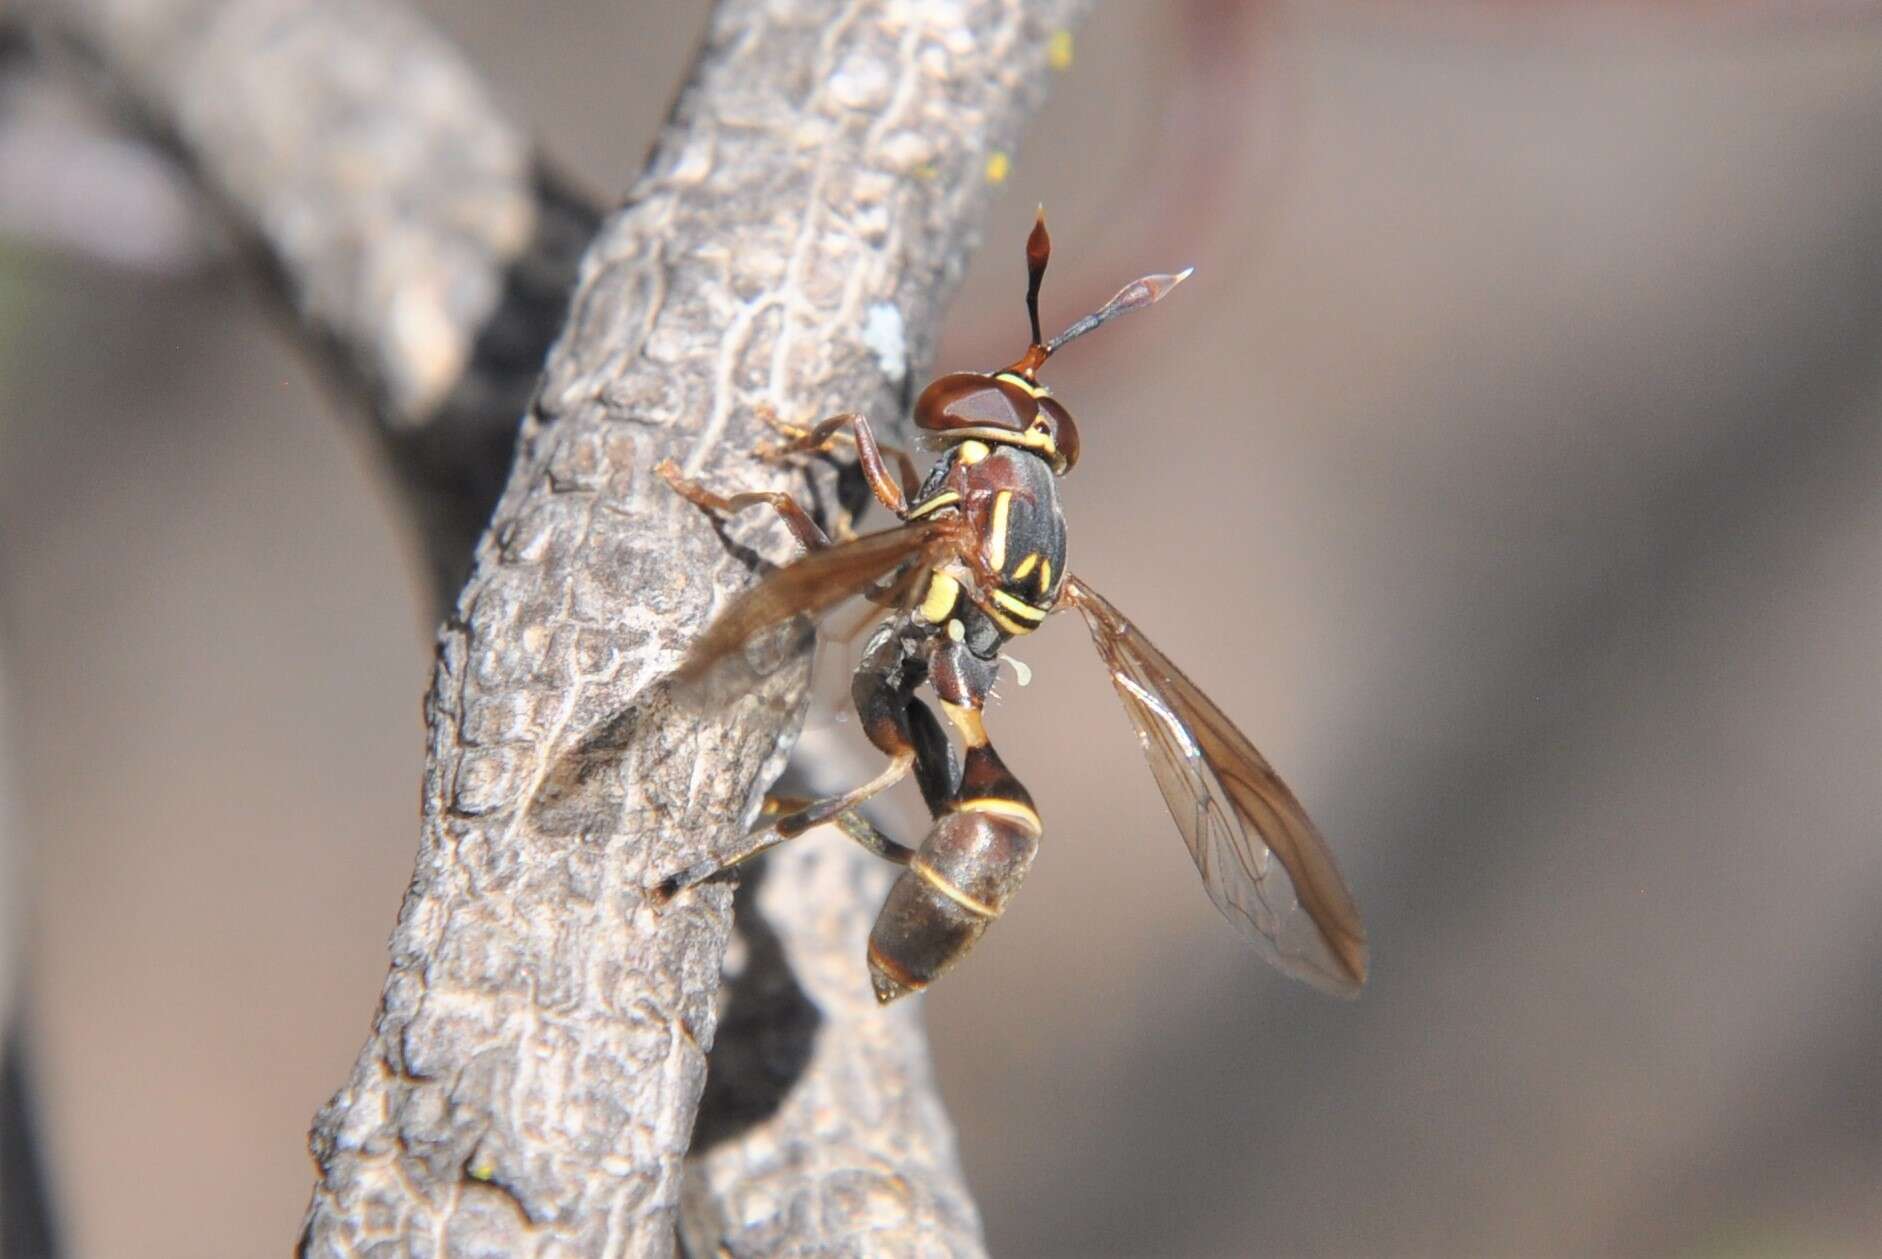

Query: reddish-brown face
left=912, top=371, right=1081, bottom=473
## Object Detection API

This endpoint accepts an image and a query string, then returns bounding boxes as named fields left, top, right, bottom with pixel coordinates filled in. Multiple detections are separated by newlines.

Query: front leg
left=655, top=457, right=832, bottom=551
left=758, top=409, right=916, bottom=516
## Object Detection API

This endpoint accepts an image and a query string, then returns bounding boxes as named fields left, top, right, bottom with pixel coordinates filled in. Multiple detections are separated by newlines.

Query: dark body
left=852, top=439, right=1067, bottom=1000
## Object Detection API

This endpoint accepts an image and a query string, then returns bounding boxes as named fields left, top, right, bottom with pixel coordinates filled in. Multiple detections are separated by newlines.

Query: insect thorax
left=906, top=442, right=1066, bottom=653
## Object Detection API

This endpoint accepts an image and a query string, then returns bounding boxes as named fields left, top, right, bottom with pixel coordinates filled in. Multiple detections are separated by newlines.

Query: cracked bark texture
left=21, top=0, right=1088, bottom=1250
left=261, top=2, right=1089, bottom=1255
left=23, top=0, right=600, bottom=596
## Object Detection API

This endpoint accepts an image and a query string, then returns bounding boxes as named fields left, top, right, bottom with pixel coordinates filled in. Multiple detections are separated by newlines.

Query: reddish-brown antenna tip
left=1023, top=211, right=1052, bottom=352
left=1026, top=210, right=1051, bottom=272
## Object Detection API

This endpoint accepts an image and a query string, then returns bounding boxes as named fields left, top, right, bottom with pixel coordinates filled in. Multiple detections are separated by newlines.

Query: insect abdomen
left=866, top=809, right=1039, bottom=1003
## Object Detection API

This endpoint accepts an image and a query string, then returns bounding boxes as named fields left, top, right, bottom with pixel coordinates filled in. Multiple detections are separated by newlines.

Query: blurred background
left=3, top=2, right=1879, bottom=1256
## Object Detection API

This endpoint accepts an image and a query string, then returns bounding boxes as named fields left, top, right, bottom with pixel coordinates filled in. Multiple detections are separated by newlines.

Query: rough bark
left=20, top=0, right=1091, bottom=1251
left=294, top=3, right=1087, bottom=1251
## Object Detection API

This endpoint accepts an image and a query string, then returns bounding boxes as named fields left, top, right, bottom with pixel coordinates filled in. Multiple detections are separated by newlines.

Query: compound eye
left=1036, top=396, right=1080, bottom=472
left=914, top=372, right=1035, bottom=433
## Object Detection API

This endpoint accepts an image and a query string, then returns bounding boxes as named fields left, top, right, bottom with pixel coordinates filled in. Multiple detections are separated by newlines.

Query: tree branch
left=295, top=2, right=1086, bottom=1249
left=21, top=0, right=1090, bottom=1250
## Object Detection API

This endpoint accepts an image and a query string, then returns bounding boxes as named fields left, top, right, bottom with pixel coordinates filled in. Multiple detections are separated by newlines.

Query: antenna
left=1044, top=267, right=1194, bottom=358
left=1024, top=206, right=1050, bottom=350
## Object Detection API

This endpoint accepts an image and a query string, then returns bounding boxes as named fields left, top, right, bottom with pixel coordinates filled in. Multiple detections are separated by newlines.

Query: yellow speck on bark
left=1047, top=30, right=1074, bottom=71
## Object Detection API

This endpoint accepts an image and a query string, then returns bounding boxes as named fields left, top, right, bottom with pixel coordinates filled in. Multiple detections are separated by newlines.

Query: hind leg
left=648, top=621, right=951, bottom=900
left=648, top=793, right=922, bottom=903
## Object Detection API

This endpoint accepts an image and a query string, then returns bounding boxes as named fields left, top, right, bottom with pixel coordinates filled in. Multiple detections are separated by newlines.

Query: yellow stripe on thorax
left=989, top=588, right=1047, bottom=621
left=982, top=601, right=1037, bottom=637
left=905, top=490, right=959, bottom=519
left=987, top=490, right=1013, bottom=571
left=919, top=571, right=961, bottom=623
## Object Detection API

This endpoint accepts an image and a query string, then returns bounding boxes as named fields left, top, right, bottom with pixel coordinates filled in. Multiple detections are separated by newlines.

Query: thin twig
left=20, top=0, right=599, bottom=595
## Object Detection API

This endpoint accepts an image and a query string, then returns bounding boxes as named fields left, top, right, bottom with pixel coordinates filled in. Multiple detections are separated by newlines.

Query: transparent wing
left=673, top=518, right=958, bottom=686
left=1063, top=576, right=1368, bottom=995
left=529, top=519, right=960, bottom=835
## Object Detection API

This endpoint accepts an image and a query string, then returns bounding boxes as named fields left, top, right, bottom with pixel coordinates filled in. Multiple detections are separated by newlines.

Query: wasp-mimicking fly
left=645, top=213, right=1367, bottom=1003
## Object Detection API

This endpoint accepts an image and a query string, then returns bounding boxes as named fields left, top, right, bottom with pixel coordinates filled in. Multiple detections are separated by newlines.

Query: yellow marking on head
left=954, top=796, right=1044, bottom=836
left=987, top=491, right=1013, bottom=571
left=1037, top=556, right=1052, bottom=593
left=1011, top=552, right=1040, bottom=581
left=1047, top=29, right=1074, bottom=71
left=905, top=490, right=959, bottom=519
left=946, top=618, right=964, bottom=643
left=919, top=571, right=961, bottom=624
left=984, top=151, right=1011, bottom=184
left=990, top=588, right=1047, bottom=621
left=912, top=857, right=998, bottom=918
left=936, top=424, right=1063, bottom=469
left=956, top=439, right=991, bottom=464
left=940, top=700, right=988, bottom=748
left=994, top=372, right=1049, bottom=399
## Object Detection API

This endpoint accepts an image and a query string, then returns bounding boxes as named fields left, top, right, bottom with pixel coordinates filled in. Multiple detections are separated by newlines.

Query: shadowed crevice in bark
left=689, top=860, right=824, bottom=1153
left=1, top=1017, right=60, bottom=1259
left=379, top=165, right=601, bottom=599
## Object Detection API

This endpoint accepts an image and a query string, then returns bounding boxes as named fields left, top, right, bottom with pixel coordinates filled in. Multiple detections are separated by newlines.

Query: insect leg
left=757, top=410, right=915, bottom=515
left=754, top=796, right=920, bottom=863
left=832, top=808, right=918, bottom=865
left=750, top=613, right=957, bottom=842
left=649, top=796, right=917, bottom=904
left=763, top=608, right=953, bottom=841
left=762, top=749, right=915, bottom=839
left=650, top=750, right=914, bottom=901
left=655, top=457, right=831, bottom=551
left=649, top=826, right=795, bottom=902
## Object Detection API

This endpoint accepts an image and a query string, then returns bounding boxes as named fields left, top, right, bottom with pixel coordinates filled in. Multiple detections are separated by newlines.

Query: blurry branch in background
left=1, top=658, right=60, bottom=1259
left=15, top=0, right=598, bottom=600
left=13, top=0, right=1089, bottom=1253
left=0, top=44, right=211, bottom=279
